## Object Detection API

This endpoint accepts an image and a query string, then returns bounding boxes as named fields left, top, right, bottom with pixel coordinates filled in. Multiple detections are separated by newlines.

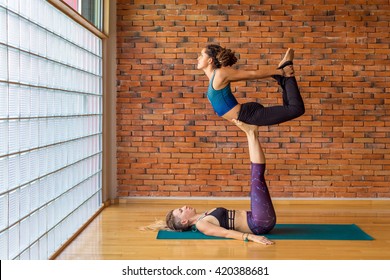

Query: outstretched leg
left=233, top=120, right=276, bottom=234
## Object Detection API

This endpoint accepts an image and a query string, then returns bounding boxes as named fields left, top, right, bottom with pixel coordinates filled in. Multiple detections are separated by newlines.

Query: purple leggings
left=246, top=163, right=276, bottom=234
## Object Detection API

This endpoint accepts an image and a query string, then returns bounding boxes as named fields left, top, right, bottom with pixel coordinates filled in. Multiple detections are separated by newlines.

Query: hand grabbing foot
left=283, top=65, right=295, bottom=77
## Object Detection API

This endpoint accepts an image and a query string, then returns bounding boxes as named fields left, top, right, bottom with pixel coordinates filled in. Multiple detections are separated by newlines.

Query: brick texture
left=116, top=0, right=390, bottom=198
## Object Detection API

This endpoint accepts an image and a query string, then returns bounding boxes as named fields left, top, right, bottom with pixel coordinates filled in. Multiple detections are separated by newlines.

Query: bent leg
left=237, top=76, right=305, bottom=126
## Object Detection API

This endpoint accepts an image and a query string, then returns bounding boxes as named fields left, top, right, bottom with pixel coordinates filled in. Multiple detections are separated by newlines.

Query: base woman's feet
left=232, top=119, right=258, bottom=134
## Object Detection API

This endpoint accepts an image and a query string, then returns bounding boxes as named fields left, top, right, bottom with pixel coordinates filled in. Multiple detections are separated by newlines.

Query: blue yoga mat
left=157, top=224, right=374, bottom=240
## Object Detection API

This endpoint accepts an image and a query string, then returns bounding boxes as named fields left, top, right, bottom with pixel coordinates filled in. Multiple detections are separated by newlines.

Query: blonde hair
left=165, top=209, right=190, bottom=231
left=139, top=209, right=190, bottom=232
left=138, top=219, right=168, bottom=231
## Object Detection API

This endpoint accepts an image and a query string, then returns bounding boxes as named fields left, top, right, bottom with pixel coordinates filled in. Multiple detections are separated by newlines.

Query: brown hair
left=205, top=44, right=238, bottom=68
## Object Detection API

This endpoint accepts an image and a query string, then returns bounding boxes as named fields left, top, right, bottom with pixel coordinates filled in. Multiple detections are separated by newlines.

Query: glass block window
left=0, top=0, right=103, bottom=260
left=63, top=0, right=103, bottom=30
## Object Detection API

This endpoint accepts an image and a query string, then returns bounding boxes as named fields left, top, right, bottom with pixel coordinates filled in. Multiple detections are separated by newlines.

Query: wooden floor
left=55, top=199, right=390, bottom=260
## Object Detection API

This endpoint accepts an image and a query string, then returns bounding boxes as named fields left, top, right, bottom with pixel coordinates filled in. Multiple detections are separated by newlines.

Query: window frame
left=48, top=0, right=109, bottom=38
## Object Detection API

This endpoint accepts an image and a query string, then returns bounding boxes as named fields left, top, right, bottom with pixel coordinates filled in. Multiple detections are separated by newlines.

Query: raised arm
left=213, top=65, right=294, bottom=91
left=222, top=66, right=284, bottom=83
left=213, top=48, right=295, bottom=88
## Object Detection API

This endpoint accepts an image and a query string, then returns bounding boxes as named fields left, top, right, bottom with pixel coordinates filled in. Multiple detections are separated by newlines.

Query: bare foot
left=278, top=48, right=294, bottom=69
left=232, top=119, right=258, bottom=134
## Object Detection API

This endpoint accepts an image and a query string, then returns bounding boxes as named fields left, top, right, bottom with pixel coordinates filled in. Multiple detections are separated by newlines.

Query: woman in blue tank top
left=159, top=120, right=276, bottom=245
left=198, top=44, right=305, bottom=126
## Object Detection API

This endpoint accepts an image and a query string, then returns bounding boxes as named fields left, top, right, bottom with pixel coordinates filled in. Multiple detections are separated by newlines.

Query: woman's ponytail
left=217, top=48, right=238, bottom=67
left=205, top=44, right=238, bottom=68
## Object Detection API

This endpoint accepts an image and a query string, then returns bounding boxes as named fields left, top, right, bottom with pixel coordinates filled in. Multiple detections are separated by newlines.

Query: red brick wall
left=116, top=0, right=390, bottom=198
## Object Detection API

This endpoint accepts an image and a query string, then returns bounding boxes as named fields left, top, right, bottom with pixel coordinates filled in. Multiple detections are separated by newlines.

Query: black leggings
left=237, top=76, right=305, bottom=126
left=246, top=163, right=276, bottom=234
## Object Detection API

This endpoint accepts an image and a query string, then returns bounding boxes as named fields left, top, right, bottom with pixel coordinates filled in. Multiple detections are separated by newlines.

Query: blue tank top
left=207, top=70, right=238, bottom=116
